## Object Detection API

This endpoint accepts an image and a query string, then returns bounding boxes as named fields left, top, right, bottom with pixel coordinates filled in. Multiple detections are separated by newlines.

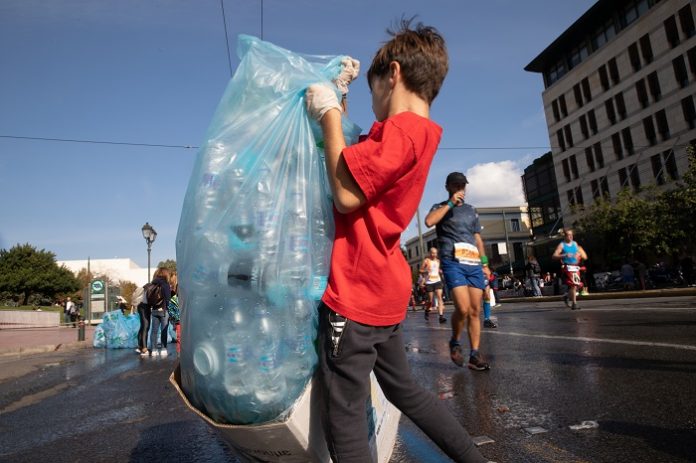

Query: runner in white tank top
left=420, top=248, right=447, bottom=323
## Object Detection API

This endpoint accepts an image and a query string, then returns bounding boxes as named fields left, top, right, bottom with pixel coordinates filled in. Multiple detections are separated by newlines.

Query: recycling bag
left=176, top=35, right=360, bottom=424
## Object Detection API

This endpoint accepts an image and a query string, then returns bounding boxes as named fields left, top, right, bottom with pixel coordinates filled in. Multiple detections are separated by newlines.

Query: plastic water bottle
left=223, top=307, right=250, bottom=396
left=283, top=299, right=315, bottom=383
left=253, top=316, right=287, bottom=404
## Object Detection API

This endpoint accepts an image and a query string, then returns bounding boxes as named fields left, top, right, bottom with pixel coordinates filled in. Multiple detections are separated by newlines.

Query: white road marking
left=485, top=330, right=696, bottom=351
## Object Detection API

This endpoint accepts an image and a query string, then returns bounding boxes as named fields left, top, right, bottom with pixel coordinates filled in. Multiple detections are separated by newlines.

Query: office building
left=525, top=0, right=696, bottom=227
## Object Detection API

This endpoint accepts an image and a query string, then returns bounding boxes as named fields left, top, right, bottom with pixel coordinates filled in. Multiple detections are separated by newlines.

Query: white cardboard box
left=170, top=365, right=401, bottom=462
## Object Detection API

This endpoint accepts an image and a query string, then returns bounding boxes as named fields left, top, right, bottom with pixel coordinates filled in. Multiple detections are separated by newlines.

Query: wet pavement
left=0, top=296, right=695, bottom=462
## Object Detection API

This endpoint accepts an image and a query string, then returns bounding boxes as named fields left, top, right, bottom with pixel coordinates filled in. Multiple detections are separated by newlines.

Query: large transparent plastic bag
left=176, top=35, right=360, bottom=424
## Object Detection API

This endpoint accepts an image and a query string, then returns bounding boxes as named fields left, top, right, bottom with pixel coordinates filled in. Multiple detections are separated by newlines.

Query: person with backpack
left=146, top=267, right=172, bottom=357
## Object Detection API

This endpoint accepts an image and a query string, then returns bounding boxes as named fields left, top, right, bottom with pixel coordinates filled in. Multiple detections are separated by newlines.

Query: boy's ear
left=388, top=61, right=400, bottom=88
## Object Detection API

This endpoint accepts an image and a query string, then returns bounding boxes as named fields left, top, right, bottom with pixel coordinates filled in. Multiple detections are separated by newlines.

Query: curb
left=0, top=341, right=91, bottom=359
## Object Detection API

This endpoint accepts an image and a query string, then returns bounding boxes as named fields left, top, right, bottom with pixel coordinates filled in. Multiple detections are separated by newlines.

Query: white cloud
left=463, top=161, right=525, bottom=207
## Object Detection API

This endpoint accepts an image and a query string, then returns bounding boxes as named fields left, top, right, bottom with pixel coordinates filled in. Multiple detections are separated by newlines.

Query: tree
left=0, top=243, right=80, bottom=305
left=157, top=259, right=177, bottom=273
left=120, top=280, right=137, bottom=306
left=661, top=144, right=696, bottom=255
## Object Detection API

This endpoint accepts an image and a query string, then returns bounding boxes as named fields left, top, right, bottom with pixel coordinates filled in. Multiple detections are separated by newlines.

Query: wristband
left=446, top=200, right=455, bottom=208
left=480, top=256, right=489, bottom=266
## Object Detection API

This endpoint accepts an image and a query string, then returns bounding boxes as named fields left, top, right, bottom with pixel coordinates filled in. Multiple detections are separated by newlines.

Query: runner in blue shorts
left=425, top=172, right=491, bottom=370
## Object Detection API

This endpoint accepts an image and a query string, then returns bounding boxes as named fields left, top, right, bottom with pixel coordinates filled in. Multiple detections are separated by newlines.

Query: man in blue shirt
left=553, top=229, right=587, bottom=310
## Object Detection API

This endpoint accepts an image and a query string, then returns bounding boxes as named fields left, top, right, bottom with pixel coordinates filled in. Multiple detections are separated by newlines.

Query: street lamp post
left=141, top=222, right=157, bottom=282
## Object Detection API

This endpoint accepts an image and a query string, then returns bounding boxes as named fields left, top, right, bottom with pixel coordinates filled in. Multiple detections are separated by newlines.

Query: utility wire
left=0, top=135, right=197, bottom=150
left=220, top=0, right=233, bottom=78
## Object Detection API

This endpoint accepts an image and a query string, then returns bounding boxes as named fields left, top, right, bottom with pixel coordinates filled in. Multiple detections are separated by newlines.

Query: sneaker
left=151, top=350, right=160, bottom=357
left=424, top=310, right=431, bottom=320
left=571, top=303, right=581, bottom=310
left=449, top=341, right=465, bottom=367
left=140, top=350, right=149, bottom=358
left=135, top=348, right=142, bottom=354
left=160, top=350, right=168, bottom=358
left=563, top=293, right=571, bottom=308
left=439, top=315, right=447, bottom=324
left=483, top=319, right=498, bottom=329
left=468, top=353, right=490, bottom=371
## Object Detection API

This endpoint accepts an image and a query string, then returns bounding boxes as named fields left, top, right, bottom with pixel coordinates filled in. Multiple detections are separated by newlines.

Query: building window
left=588, top=109, right=598, bottom=134
left=559, top=94, right=568, bottom=118
left=552, top=99, right=560, bottom=122
left=615, top=92, right=627, bottom=120
left=569, top=154, right=579, bottom=179
left=688, top=45, right=696, bottom=76
left=585, top=147, right=595, bottom=172
left=579, top=114, right=589, bottom=139
left=628, top=42, right=641, bottom=72
left=573, top=84, right=583, bottom=107
left=594, top=142, right=605, bottom=168
left=612, top=132, right=623, bottom=160
left=605, top=98, right=617, bottom=124
left=664, top=150, right=679, bottom=181
left=621, top=1, right=640, bottom=27
left=408, top=248, right=412, bottom=260
left=511, top=218, right=521, bottom=232
left=678, top=4, right=695, bottom=38
left=664, top=16, right=680, bottom=48
left=557, top=129, right=566, bottom=152
left=581, top=77, right=591, bottom=102
left=682, top=95, right=696, bottom=129
left=591, top=179, right=600, bottom=199
left=629, top=164, right=641, bottom=192
left=635, top=79, right=649, bottom=108
left=652, top=153, right=665, bottom=185
left=562, top=158, right=571, bottom=182
left=598, top=65, right=610, bottom=91
left=647, top=71, right=661, bottom=101
left=600, top=176, right=610, bottom=198
left=574, top=186, right=584, bottom=206
left=618, top=167, right=628, bottom=189
left=639, top=34, right=653, bottom=63
left=546, top=59, right=567, bottom=86
left=569, top=44, right=589, bottom=69
left=564, top=124, right=574, bottom=148
left=643, top=116, right=657, bottom=146
left=567, top=189, right=576, bottom=206
left=673, top=55, right=689, bottom=88
left=608, top=57, right=620, bottom=85
left=622, top=127, right=634, bottom=155
left=655, top=109, right=670, bottom=140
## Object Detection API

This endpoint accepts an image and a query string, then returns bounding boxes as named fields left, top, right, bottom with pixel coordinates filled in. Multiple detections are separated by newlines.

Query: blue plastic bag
left=176, top=35, right=360, bottom=424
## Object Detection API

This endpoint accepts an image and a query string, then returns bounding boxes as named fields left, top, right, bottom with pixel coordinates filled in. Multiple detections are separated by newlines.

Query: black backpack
left=145, top=282, right=164, bottom=309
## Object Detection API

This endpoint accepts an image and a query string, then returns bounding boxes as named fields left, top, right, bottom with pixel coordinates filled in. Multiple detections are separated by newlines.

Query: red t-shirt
left=321, top=111, right=442, bottom=326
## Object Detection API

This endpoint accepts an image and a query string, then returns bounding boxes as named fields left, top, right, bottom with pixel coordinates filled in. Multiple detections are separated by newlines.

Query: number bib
left=454, top=242, right=480, bottom=266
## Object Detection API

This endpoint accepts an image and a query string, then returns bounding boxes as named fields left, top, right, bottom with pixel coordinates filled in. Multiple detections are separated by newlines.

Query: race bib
left=454, top=242, right=480, bottom=266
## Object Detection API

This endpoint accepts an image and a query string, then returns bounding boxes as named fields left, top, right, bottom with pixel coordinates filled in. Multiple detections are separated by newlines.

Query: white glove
left=306, top=84, right=341, bottom=121
left=334, top=57, right=360, bottom=95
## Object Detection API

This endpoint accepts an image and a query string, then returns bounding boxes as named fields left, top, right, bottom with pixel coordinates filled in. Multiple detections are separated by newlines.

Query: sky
left=0, top=0, right=597, bottom=269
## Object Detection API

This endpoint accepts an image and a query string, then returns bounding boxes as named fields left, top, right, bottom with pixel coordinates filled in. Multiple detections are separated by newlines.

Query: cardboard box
left=170, top=365, right=400, bottom=462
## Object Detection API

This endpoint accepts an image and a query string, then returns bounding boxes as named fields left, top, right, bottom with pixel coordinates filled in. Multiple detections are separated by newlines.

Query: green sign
left=91, top=280, right=105, bottom=294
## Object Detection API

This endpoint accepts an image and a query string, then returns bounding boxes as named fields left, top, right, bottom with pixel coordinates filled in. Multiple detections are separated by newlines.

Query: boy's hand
left=306, top=84, right=341, bottom=121
left=334, top=57, right=360, bottom=95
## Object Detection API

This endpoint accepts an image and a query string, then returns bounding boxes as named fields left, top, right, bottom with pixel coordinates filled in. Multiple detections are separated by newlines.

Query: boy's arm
left=306, top=84, right=366, bottom=214
left=320, top=110, right=367, bottom=214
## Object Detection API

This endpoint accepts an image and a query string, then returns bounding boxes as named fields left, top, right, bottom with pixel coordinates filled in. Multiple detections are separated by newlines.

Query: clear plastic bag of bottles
left=176, top=35, right=360, bottom=425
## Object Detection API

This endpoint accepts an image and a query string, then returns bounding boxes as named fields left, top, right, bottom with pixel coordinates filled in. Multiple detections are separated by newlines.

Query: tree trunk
left=22, top=292, right=30, bottom=306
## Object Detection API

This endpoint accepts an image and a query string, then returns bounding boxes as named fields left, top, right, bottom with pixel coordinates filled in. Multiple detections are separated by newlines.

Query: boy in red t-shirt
left=305, top=19, right=487, bottom=463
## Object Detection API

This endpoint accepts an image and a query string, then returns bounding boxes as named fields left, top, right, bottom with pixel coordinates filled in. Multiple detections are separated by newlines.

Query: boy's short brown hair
left=367, top=18, right=448, bottom=104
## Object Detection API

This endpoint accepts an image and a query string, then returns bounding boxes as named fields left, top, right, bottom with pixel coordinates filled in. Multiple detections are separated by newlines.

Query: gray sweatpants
left=317, top=303, right=487, bottom=463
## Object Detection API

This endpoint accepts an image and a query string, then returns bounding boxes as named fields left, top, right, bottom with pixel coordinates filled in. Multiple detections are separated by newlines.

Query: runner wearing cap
left=425, top=172, right=491, bottom=370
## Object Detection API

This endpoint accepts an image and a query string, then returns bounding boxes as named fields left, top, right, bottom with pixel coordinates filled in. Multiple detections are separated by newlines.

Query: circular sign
left=91, top=280, right=104, bottom=293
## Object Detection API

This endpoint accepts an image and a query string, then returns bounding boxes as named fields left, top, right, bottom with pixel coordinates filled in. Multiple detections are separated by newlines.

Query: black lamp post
left=141, top=222, right=157, bottom=281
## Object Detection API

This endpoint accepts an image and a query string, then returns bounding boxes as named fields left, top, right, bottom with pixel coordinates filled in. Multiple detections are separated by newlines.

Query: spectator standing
left=636, top=260, right=648, bottom=290
left=65, top=297, right=77, bottom=327
left=621, top=261, right=635, bottom=290
left=525, top=256, right=543, bottom=297
left=147, top=267, right=171, bottom=358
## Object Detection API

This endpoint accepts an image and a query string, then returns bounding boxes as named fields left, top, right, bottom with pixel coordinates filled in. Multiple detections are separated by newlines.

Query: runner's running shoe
left=483, top=319, right=498, bottom=328
left=449, top=341, right=464, bottom=367
left=468, top=354, right=490, bottom=371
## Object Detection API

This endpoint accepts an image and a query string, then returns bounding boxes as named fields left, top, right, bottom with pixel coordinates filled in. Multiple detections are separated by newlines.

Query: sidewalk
left=498, top=286, right=696, bottom=303
left=0, top=325, right=96, bottom=358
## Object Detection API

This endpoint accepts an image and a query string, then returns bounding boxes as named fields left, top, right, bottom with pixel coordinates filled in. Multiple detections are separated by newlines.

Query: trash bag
left=93, top=324, right=106, bottom=348
left=101, top=310, right=139, bottom=349
left=176, top=35, right=360, bottom=425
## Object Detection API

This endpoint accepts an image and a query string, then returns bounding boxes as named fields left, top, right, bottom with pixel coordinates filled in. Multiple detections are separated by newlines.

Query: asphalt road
left=1, top=296, right=695, bottom=463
